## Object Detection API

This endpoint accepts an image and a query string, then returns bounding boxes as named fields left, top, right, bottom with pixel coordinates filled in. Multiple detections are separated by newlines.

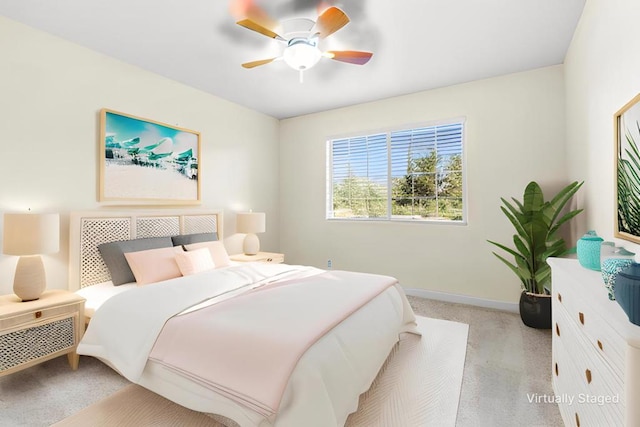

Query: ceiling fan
left=234, top=3, right=373, bottom=82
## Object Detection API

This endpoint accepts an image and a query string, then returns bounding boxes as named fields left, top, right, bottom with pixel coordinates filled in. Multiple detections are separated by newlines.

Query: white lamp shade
left=283, top=42, right=322, bottom=70
left=236, top=212, right=266, bottom=234
left=3, top=213, right=60, bottom=256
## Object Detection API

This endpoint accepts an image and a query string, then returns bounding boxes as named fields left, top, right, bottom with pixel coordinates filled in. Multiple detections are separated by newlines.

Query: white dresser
left=549, top=258, right=640, bottom=426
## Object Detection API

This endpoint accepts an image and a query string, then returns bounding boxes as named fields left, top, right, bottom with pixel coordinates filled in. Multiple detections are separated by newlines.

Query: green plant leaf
left=548, top=209, right=584, bottom=237
left=546, top=181, right=583, bottom=227
left=491, top=252, right=529, bottom=288
left=499, top=206, right=530, bottom=245
left=488, top=240, right=527, bottom=262
left=523, top=182, right=544, bottom=215
left=513, top=235, right=530, bottom=259
left=533, top=265, right=551, bottom=293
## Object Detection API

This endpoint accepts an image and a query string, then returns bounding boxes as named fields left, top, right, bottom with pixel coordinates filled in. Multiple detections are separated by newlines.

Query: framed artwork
left=99, top=109, right=201, bottom=204
left=615, top=93, right=640, bottom=243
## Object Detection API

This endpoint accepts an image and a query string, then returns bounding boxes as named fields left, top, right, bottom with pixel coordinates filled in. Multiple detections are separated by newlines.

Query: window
left=327, top=120, right=465, bottom=222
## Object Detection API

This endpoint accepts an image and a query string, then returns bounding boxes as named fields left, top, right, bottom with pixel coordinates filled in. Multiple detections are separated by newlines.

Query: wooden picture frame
left=615, top=93, right=640, bottom=243
left=99, top=109, right=201, bottom=204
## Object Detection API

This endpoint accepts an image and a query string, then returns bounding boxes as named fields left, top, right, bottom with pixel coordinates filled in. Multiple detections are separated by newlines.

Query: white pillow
left=175, top=248, right=215, bottom=276
left=184, top=241, right=231, bottom=268
left=124, top=246, right=183, bottom=285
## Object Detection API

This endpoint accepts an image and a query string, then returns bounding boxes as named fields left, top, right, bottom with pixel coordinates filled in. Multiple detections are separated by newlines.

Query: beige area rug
left=53, top=316, right=468, bottom=427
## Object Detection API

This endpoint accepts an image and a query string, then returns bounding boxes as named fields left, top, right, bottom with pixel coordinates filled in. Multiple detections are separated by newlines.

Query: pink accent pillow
left=175, top=248, right=215, bottom=276
left=124, top=246, right=184, bottom=285
left=184, top=241, right=231, bottom=268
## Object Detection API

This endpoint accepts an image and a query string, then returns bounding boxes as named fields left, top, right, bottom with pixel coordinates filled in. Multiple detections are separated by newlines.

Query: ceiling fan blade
left=315, top=7, right=350, bottom=38
left=233, top=0, right=285, bottom=40
left=325, top=50, right=373, bottom=65
left=242, top=58, right=278, bottom=69
left=237, top=18, right=285, bottom=41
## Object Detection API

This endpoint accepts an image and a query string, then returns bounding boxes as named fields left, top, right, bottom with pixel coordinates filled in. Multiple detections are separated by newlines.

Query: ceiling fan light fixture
left=236, top=5, right=372, bottom=81
left=283, top=38, right=321, bottom=71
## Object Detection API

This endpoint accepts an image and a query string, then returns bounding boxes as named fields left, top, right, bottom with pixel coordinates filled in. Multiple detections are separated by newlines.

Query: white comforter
left=78, top=263, right=419, bottom=427
left=78, top=263, right=320, bottom=380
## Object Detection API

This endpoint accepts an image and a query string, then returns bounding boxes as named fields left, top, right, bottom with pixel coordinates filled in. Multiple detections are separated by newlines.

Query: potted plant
left=487, top=181, right=584, bottom=328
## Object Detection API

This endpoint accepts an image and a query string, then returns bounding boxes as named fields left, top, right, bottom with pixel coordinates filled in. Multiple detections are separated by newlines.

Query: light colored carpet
left=51, top=316, right=468, bottom=427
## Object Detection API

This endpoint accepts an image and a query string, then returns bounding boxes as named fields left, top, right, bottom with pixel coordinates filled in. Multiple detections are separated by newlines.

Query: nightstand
left=230, top=252, right=285, bottom=264
left=0, top=289, right=85, bottom=376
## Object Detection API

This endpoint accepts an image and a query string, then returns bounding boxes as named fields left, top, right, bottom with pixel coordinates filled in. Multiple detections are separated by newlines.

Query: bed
left=69, top=209, right=420, bottom=427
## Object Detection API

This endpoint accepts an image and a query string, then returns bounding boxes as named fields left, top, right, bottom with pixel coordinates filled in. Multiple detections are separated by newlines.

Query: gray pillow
left=171, top=232, right=218, bottom=247
left=98, top=236, right=173, bottom=285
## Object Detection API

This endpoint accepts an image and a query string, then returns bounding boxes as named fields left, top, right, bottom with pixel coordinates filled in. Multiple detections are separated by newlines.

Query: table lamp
left=236, top=212, right=265, bottom=256
left=3, top=213, right=60, bottom=301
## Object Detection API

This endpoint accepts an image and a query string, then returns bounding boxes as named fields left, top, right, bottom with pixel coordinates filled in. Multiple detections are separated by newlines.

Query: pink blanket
left=148, top=270, right=399, bottom=418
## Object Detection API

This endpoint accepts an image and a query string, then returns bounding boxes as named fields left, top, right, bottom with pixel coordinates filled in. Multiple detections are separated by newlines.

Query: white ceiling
left=0, top=0, right=585, bottom=119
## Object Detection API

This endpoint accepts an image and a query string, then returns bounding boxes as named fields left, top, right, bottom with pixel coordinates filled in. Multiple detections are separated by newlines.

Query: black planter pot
left=519, top=291, right=552, bottom=329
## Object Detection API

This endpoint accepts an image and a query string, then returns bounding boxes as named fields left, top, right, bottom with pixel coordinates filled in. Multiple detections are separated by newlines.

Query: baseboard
left=403, top=287, right=519, bottom=313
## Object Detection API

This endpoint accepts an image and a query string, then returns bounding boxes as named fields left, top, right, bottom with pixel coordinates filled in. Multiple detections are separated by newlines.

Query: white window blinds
left=327, top=120, right=464, bottom=222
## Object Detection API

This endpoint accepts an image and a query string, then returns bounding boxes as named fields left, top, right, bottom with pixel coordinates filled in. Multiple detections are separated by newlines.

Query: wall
left=279, top=66, right=568, bottom=305
left=0, top=16, right=280, bottom=295
left=564, top=0, right=640, bottom=252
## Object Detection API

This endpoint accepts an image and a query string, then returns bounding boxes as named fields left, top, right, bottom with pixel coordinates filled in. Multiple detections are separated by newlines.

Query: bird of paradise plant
left=488, top=181, right=584, bottom=295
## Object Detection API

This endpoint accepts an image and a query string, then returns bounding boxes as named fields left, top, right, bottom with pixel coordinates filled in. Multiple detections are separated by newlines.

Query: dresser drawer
left=554, top=304, right=625, bottom=425
left=554, top=285, right=626, bottom=380
left=553, top=335, right=598, bottom=426
left=553, top=338, right=584, bottom=426
left=553, top=326, right=624, bottom=426
left=0, top=301, right=81, bottom=332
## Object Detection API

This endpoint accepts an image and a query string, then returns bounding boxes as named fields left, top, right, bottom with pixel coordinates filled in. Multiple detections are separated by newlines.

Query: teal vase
left=577, top=230, right=604, bottom=271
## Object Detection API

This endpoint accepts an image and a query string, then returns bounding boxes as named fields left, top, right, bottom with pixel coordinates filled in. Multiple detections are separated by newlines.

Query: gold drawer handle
left=555, top=323, right=560, bottom=337
left=557, top=293, right=562, bottom=303
left=34, top=311, right=42, bottom=319
left=597, top=340, right=603, bottom=351
left=585, top=369, right=592, bottom=384
left=579, top=312, right=585, bottom=325
left=575, top=412, right=580, bottom=427
left=554, top=362, right=559, bottom=376
left=267, top=258, right=273, bottom=262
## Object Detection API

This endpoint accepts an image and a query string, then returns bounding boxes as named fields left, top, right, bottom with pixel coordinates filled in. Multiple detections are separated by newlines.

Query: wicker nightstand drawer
left=229, top=252, right=285, bottom=264
left=0, top=290, right=85, bottom=376
left=0, top=315, right=76, bottom=371
left=0, top=303, right=79, bottom=331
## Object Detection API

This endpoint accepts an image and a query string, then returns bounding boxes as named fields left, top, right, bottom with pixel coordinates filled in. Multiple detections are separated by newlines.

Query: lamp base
left=243, top=233, right=261, bottom=256
left=13, top=255, right=46, bottom=302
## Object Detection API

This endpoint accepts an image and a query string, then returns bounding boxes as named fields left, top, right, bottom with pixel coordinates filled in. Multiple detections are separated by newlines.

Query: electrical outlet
left=327, top=259, right=332, bottom=269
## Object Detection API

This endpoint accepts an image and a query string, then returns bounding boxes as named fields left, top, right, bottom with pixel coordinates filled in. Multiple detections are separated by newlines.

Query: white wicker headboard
left=68, top=209, right=223, bottom=291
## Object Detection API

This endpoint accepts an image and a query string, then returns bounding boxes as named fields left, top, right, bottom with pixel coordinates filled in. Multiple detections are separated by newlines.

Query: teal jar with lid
left=577, top=230, right=604, bottom=271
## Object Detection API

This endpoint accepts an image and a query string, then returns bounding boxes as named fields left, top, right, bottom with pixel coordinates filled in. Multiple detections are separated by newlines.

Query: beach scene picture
left=99, top=109, right=200, bottom=203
